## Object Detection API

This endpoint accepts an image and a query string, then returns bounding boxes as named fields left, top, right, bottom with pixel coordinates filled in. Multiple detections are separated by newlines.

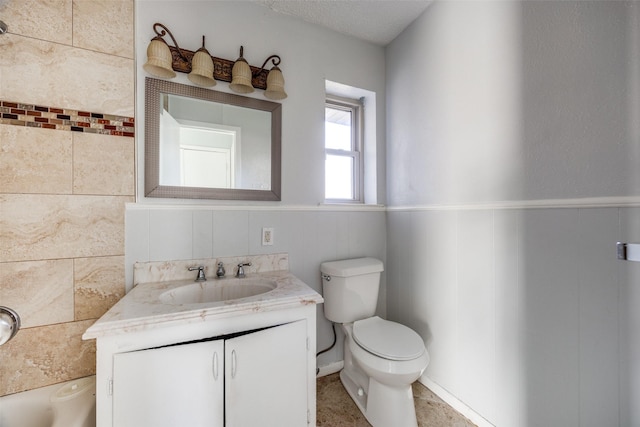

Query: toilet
left=50, top=376, right=96, bottom=427
left=321, top=257, right=429, bottom=427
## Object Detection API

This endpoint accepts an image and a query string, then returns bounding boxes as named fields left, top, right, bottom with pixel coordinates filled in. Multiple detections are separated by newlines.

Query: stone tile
left=132, top=253, right=289, bottom=285
left=0, top=0, right=72, bottom=45
left=0, top=320, right=96, bottom=396
left=317, top=373, right=371, bottom=427
left=74, top=256, right=125, bottom=321
left=217, top=253, right=289, bottom=275
left=133, top=258, right=217, bottom=286
left=316, top=373, right=477, bottom=427
left=73, top=132, right=135, bottom=196
left=413, top=380, right=478, bottom=427
left=0, top=194, right=133, bottom=262
left=73, top=0, right=134, bottom=58
left=0, top=259, right=74, bottom=328
left=0, top=124, right=73, bottom=194
left=0, top=34, right=134, bottom=117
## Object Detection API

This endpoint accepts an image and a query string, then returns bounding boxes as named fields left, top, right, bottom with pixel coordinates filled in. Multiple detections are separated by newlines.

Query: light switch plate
left=262, top=227, right=274, bottom=246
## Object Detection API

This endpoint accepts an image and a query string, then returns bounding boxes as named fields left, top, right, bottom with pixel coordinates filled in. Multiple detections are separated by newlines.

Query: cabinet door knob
left=212, top=351, right=219, bottom=380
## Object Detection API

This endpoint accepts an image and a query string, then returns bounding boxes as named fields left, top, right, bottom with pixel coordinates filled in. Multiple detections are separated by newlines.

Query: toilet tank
left=320, top=257, right=384, bottom=323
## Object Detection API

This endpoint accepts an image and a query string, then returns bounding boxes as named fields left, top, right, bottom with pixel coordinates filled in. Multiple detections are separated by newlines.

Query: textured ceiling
left=255, top=1, right=432, bottom=46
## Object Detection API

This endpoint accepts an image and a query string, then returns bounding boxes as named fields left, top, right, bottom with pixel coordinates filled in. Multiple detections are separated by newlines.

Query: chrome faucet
left=236, top=262, right=252, bottom=278
left=188, top=266, right=206, bottom=282
left=216, top=262, right=226, bottom=278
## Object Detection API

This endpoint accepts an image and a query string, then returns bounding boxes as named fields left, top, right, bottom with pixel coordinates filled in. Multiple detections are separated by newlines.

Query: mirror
left=145, top=77, right=281, bottom=200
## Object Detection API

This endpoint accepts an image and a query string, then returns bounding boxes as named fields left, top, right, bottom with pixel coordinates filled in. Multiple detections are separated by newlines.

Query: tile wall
left=0, top=100, right=135, bottom=137
left=0, top=0, right=134, bottom=396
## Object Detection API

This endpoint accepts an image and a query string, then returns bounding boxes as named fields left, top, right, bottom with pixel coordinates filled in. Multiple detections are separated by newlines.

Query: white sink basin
left=159, top=278, right=277, bottom=305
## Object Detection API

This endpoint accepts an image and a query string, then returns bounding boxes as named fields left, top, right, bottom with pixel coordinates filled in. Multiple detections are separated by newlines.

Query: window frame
left=324, top=95, right=364, bottom=204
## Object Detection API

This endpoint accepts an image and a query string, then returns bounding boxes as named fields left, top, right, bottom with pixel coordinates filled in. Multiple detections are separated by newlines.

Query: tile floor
left=316, top=373, right=477, bottom=427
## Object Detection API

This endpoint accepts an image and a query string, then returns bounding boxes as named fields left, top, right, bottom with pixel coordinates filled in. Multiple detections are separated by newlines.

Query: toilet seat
left=352, top=316, right=425, bottom=361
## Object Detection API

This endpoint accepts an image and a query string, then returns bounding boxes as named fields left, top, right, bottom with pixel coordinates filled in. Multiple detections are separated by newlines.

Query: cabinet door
left=113, top=339, right=224, bottom=427
left=225, top=320, right=308, bottom=427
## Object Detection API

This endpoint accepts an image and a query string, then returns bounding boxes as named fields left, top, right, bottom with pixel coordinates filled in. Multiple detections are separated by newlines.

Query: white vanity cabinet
left=111, top=320, right=308, bottom=427
left=83, top=266, right=323, bottom=427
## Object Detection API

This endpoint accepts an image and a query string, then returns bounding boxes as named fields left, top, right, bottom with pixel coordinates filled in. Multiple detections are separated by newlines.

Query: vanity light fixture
left=188, top=36, right=216, bottom=87
left=229, top=46, right=254, bottom=94
left=143, top=22, right=287, bottom=99
left=253, top=52, right=287, bottom=100
left=143, top=23, right=184, bottom=79
left=264, top=64, right=287, bottom=100
left=229, top=47, right=287, bottom=100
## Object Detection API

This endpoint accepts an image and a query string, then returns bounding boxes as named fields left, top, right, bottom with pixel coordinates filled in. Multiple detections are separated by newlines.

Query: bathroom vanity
left=83, top=254, right=323, bottom=427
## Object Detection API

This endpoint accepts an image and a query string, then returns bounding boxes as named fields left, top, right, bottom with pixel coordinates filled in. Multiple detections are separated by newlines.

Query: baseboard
left=317, top=360, right=344, bottom=377
left=419, top=376, right=495, bottom=427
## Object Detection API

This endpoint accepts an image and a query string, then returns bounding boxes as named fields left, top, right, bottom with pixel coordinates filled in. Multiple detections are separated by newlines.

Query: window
left=325, top=97, right=363, bottom=202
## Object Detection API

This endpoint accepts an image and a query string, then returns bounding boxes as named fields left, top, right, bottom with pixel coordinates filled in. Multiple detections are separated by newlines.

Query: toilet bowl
left=50, top=376, right=96, bottom=427
left=340, top=319, right=429, bottom=427
left=320, top=258, right=430, bottom=427
left=347, top=317, right=429, bottom=386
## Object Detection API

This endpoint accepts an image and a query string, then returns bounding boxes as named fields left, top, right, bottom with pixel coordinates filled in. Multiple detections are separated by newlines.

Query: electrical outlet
left=262, top=227, right=274, bottom=246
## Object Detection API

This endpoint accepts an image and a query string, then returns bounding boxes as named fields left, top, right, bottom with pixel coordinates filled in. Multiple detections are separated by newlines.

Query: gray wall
left=387, top=1, right=638, bottom=206
left=386, top=2, right=640, bottom=426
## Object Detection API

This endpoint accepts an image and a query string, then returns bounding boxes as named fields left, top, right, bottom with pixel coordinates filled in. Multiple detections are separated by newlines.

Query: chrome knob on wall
left=0, top=20, right=8, bottom=35
left=0, top=306, right=21, bottom=346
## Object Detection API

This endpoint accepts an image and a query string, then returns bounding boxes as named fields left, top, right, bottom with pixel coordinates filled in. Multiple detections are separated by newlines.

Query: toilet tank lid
left=320, top=257, right=383, bottom=277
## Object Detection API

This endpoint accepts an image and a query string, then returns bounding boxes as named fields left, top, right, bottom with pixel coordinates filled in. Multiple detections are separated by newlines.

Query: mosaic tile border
left=0, top=100, right=134, bottom=137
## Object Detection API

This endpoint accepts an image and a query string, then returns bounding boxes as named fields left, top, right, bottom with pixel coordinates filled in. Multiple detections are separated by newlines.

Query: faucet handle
left=236, top=262, right=252, bottom=278
left=188, top=266, right=206, bottom=282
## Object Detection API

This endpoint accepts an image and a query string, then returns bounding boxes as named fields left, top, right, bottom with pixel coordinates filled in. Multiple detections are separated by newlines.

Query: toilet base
left=340, top=368, right=419, bottom=427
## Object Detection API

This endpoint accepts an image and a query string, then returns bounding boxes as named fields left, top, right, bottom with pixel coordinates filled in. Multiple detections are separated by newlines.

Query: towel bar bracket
left=617, top=242, right=640, bottom=262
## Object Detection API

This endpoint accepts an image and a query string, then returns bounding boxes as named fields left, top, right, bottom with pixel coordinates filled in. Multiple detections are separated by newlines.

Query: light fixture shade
left=264, top=66, right=287, bottom=100
left=143, top=37, right=176, bottom=79
left=229, top=57, right=254, bottom=94
left=188, top=47, right=216, bottom=87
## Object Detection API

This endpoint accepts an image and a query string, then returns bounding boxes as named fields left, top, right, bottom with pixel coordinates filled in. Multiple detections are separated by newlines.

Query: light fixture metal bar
left=167, top=46, right=270, bottom=90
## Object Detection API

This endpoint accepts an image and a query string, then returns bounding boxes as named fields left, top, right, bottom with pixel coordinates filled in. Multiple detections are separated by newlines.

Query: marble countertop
left=83, top=270, right=323, bottom=340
